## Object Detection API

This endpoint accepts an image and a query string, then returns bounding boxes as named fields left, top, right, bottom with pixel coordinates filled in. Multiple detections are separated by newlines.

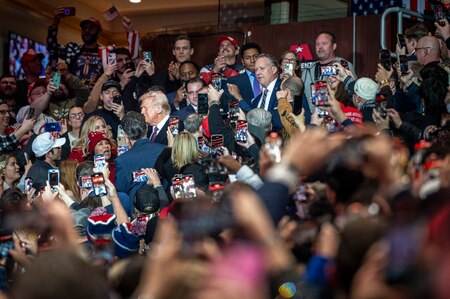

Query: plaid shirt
left=0, top=133, right=18, bottom=153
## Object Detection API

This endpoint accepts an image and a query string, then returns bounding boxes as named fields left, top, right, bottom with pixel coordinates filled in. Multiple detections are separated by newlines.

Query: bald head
left=416, top=36, right=441, bottom=65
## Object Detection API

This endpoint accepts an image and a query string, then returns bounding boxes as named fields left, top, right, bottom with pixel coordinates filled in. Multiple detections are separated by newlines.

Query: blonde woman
left=0, top=154, right=31, bottom=194
left=156, top=131, right=208, bottom=190
left=68, top=115, right=117, bottom=162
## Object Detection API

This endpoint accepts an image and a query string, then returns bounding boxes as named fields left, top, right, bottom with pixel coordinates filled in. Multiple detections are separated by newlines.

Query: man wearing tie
left=227, top=43, right=262, bottom=101
left=237, top=53, right=283, bottom=131
left=140, top=91, right=171, bottom=145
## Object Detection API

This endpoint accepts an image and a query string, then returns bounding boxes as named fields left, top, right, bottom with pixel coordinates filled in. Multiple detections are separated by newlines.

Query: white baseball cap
left=32, top=132, right=66, bottom=157
left=354, top=77, right=379, bottom=100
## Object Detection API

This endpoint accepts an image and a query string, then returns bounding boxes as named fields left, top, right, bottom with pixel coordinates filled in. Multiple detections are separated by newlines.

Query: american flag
left=351, top=0, right=402, bottom=16
left=102, top=6, right=120, bottom=21
left=352, top=0, right=430, bottom=16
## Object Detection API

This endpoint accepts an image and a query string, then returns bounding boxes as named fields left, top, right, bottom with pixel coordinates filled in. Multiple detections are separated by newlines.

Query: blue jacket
left=115, top=139, right=166, bottom=200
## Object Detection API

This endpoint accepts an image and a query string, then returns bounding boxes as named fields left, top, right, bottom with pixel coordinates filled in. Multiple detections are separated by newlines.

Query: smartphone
left=91, top=173, right=107, bottom=197
left=27, top=108, right=35, bottom=119
left=182, top=174, right=197, bottom=199
left=25, top=177, right=33, bottom=192
left=197, top=136, right=204, bottom=150
left=320, top=65, right=336, bottom=76
left=310, top=83, right=317, bottom=106
left=264, top=132, right=282, bottom=163
left=397, top=34, right=407, bottom=50
left=229, top=100, right=240, bottom=121
left=315, top=81, right=329, bottom=106
left=48, top=169, right=60, bottom=190
left=202, top=158, right=227, bottom=175
left=107, top=53, right=116, bottom=65
left=197, top=94, right=209, bottom=115
left=283, top=63, right=294, bottom=76
left=94, top=154, right=106, bottom=172
left=235, top=120, right=248, bottom=143
left=52, top=72, right=61, bottom=89
left=340, top=59, right=349, bottom=70
left=0, top=235, right=14, bottom=267
left=79, top=175, right=93, bottom=189
left=125, top=61, right=135, bottom=71
left=132, top=171, right=148, bottom=183
left=62, top=7, right=76, bottom=16
left=209, top=182, right=225, bottom=203
left=432, top=4, right=445, bottom=26
left=172, top=176, right=184, bottom=199
left=143, top=51, right=152, bottom=63
left=375, top=94, right=388, bottom=118
left=113, top=95, right=122, bottom=105
left=44, top=122, right=61, bottom=132
left=399, top=55, right=409, bottom=75
left=211, top=134, right=224, bottom=158
left=317, top=107, right=329, bottom=118
left=379, top=49, right=392, bottom=71
left=168, top=116, right=180, bottom=136
left=211, top=76, right=222, bottom=91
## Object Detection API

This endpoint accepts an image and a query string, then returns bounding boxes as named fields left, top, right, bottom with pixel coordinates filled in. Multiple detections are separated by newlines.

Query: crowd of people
left=0, top=4, right=449, bottom=299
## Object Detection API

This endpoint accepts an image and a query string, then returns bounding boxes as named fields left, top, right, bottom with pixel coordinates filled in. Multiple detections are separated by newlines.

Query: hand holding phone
left=143, top=51, right=152, bottom=63
left=52, top=72, right=61, bottom=89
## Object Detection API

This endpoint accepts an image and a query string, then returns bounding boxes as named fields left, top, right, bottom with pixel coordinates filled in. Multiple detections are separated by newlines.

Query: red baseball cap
left=80, top=17, right=102, bottom=31
left=21, top=49, right=45, bottom=68
left=217, top=36, right=239, bottom=49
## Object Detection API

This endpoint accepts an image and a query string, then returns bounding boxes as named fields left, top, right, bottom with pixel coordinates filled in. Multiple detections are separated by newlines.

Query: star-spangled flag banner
left=102, top=6, right=120, bottom=21
left=351, top=0, right=403, bottom=16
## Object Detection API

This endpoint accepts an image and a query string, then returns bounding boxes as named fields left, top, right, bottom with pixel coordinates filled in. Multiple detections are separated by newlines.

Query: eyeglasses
left=0, top=110, right=11, bottom=115
left=69, top=112, right=85, bottom=119
left=282, top=58, right=296, bottom=63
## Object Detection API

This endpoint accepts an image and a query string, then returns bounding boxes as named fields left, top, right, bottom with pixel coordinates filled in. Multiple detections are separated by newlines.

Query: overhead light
left=129, top=0, right=141, bottom=3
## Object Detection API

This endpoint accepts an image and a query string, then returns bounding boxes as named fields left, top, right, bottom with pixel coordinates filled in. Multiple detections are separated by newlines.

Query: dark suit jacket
left=238, top=78, right=283, bottom=131
left=115, top=138, right=166, bottom=200
left=227, top=72, right=255, bottom=101
left=146, top=117, right=170, bottom=145
left=171, top=104, right=196, bottom=122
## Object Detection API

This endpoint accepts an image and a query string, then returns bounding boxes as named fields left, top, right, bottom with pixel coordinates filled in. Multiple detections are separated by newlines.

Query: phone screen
left=209, top=182, right=225, bottom=203
left=397, top=34, right=406, bottom=50
left=94, top=154, right=106, bottom=173
left=172, top=175, right=184, bottom=199
left=320, top=65, right=336, bottom=76
left=283, top=63, right=294, bottom=76
left=197, top=94, right=209, bottom=115
left=132, top=171, right=148, bottom=183
left=63, top=7, right=76, bottom=16
left=380, top=49, right=392, bottom=71
left=48, top=169, right=59, bottom=188
left=211, top=134, right=224, bottom=158
left=399, top=55, right=409, bottom=75
left=315, top=81, right=329, bottom=106
left=235, top=120, right=248, bottom=143
left=169, top=117, right=180, bottom=135
left=264, top=132, right=282, bottom=163
left=25, top=177, right=33, bottom=192
left=44, top=122, right=61, bottom=132
left=79, top=175, right=93, bottom=189
left=182, top=174, right=197, bottom=199
left=92, top=173, right=107, bottom=196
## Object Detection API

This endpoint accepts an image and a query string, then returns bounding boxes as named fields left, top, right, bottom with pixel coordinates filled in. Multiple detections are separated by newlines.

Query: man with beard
left=0, top=75, right=18, bottom=122
left=200, top=36, right=244, bottom=85
left=47, top=8, right=139, bottom=90
left=302, top=31, right=356, bottom=111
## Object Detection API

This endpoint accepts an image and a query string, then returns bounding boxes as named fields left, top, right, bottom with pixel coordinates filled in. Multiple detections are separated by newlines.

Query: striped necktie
left=260, top=89, right=268, bottom=109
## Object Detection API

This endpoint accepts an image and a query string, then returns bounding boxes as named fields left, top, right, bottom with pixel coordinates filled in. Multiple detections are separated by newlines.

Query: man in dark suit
left=237, top=53, right=283, bottom=131
left=140, top=90, right=171, bottom=145
left=171, top=77, right=207, bottom=121
left=227, top=42, right=262, bottom=101
left=115, top=111, right=166, bottom=201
